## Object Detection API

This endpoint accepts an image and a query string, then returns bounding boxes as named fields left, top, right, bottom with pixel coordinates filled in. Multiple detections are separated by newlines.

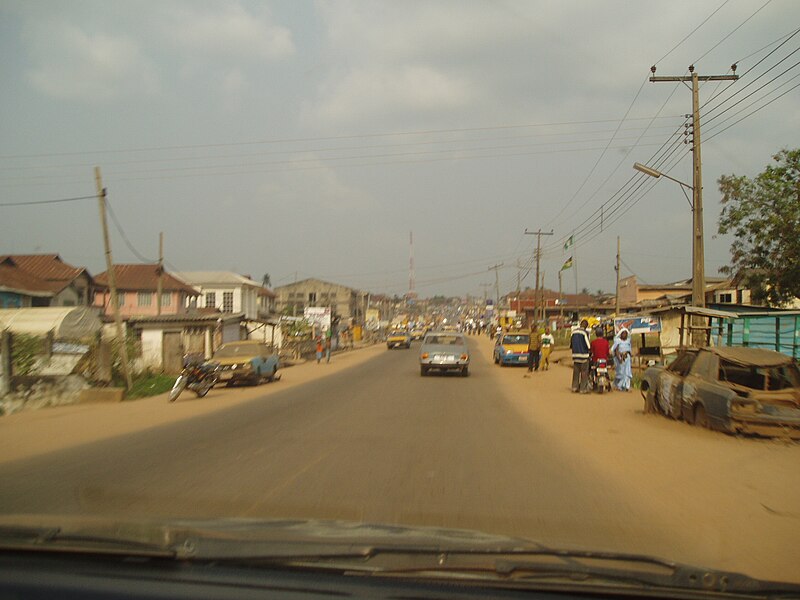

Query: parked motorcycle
left=168, top=355, right=219, bottom=402
left=590, top=358, right=611, bottom=394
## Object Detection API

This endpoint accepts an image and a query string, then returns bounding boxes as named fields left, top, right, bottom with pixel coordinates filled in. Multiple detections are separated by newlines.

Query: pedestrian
left=540, top=326, right=555, bottom=370
left=612, top=328, right=633, bottom=391
left=570, top=319, right=591, bottom=393
left=524, top=327, right=542, bottom=377
left=315, top=337, right=324, bottom=364
left=325, top=328, right=332, bottom=363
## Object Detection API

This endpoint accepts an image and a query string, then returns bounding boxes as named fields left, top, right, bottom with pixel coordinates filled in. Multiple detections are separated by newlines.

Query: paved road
left=2, top=336, right=799, bottom=585
left=0, top=337, right=662, bottom=552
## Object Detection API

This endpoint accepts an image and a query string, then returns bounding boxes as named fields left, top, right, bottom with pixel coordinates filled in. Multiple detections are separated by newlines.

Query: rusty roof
left=0, top=259, right=54, bottom=297
left=710, top=346, right=794, bottom=367
left=2, top=254, right=89, bottom=282
left=95, top=264, right=199, bottom=294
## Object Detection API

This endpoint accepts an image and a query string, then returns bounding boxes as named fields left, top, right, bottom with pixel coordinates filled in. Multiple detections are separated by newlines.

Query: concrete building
left=0, top=254, right=93, bottom=308
left=174, top=271, right=276, bottom=320
left=618, top=275, right=750, bottom=307
left=93, top=264, right=199, bottom=318
left=274, top=278, right=361, bottom=320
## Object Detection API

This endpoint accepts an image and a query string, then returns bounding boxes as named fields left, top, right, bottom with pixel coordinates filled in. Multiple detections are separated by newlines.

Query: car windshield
left=2, top=1, right=798, bottom=594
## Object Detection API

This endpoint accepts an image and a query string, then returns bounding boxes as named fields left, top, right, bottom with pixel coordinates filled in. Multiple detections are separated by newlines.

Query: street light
left=634, top=161, right=706, bottom=329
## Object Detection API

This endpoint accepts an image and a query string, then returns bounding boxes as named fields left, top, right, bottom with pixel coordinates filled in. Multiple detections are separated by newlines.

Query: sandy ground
left=0, top=344, right=386, bottom=463
left=471, top=337, right=800, bottom=583
left=1, top=338, right=798, bottom=584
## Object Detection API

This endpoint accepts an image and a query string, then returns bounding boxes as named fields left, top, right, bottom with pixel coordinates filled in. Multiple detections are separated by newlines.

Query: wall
left=140, top=329, right=163, bottom=369
left=276, top=280, right=358, bottom=319
left=94, top=290, right=189, bottom=317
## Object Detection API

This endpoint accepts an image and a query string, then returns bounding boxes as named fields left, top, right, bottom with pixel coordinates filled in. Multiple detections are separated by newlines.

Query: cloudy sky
left=1, top=0, right=798, bottom=298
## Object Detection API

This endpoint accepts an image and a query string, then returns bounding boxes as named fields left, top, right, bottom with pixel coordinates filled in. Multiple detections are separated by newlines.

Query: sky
left=1, top=0, right=798, bottom=299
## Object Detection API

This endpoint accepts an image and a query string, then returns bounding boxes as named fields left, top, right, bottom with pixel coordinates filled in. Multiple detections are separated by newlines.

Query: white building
left=174, top=272, right=276, bottom=320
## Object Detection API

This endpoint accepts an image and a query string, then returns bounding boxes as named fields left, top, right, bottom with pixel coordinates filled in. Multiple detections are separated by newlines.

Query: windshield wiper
left=0, top=524, right=177, bottom=558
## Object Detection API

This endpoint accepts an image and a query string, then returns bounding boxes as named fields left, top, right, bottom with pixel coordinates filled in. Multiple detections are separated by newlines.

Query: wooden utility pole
left=650, top=65, right=738, bottom=309
left=488, top=263, right=503, bottom=309
left=524, top=229, right=553, bottom=325
left=95, top=167, right=132, bottom=390
left=156, top=232, right=164, bottom=316
left=558, top=271, right=563, bottom=318
left=615, top=236, right=621, bottom=315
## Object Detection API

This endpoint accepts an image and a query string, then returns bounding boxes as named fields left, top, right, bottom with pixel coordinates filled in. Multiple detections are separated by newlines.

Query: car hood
left=500, top=344, right=529, bottom=353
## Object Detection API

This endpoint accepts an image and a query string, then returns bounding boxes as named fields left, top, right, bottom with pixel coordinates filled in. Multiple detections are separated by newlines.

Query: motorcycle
left=590, top=358, right=611, bottom=394
left=168, top=355, right=220, bottom=402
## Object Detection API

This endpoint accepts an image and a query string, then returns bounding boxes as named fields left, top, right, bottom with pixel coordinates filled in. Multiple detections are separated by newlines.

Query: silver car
left=419, top=332, right=470, bottom=377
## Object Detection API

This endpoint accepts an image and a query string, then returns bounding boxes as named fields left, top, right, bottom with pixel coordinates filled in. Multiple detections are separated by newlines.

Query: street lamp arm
left=633, top=162, right=694, bottom=210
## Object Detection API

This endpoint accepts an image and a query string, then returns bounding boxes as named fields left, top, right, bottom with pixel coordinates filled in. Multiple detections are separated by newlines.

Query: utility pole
left=524, top=229, right=553, bottom=325
left=650, top=64, right=738, bottom=309
left=615, top=236, right=621, bottom=315
left=95, top=167, right=132, bottom=391
left=488, top=263, right=503, bottom=309
left=558, top=271, right=563, bottom=319
left=156, top=232, right=164, bottom=316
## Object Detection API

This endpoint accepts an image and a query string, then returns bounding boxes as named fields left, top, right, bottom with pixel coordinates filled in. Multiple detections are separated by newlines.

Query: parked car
left=409, top=328, right=425, bottom=341
left=640, top=346, right=800, bottom=438
left=387, top=330, right=411, bottom=349
left=419, top=332, right=470, bottom=377
left=213, top=341, right=279, bottom=386
left=493, top=331, right=531, bottom=366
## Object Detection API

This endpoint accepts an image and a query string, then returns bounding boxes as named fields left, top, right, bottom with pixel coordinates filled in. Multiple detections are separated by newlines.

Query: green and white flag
left=563, top=235, right=574, bottom=252
left=560, top=256, right=573, bottom=271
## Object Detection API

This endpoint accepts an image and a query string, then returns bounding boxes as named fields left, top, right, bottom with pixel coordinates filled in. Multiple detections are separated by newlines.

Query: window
left=117, top=292, right=125, bottom=306
left=308, top=292, right=317, bottom=303
left=137, top=292, right=152, bottom=307
left=206, top=292, right=216, bottom=309
left=161, top=292, right=171, bottom=306
left=718, top=292, right=733, bottom=303
left=222, top=291, right=234, bottom=313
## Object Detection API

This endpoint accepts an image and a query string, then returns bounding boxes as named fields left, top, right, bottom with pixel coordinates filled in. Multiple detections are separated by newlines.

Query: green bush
left=125, top=373, right=176, bottom=400
left=11, top=333, right=44, bottom=376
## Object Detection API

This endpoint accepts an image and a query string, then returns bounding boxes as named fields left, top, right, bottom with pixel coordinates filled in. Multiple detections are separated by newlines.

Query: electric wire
left=653, top=0, right=731, bottom=66
left=104, top=199, right=158, bottom=264
left=0, top=194, right=96, bottom=207
left=692, top=0, right=773, bottom=65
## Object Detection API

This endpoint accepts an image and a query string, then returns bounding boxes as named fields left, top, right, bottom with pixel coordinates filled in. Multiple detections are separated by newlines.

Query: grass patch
left=125, top=374, right=176, bottom=400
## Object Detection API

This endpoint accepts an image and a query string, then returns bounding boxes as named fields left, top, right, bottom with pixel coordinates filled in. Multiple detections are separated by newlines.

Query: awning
left=0, top=307, right=102, bottom=339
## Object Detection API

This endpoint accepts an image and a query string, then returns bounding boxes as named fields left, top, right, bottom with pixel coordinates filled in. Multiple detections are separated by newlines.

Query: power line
left=653, top=0, right=731, bottom=65
left=104, top=198, right=157, bottom=264
left=0, top=194, right=95, bottom=207
left=705, top=79, right=800, bottom=142
left=0, top=116, right=684, bottom=161
left=692, top=0, right=773, bottom=64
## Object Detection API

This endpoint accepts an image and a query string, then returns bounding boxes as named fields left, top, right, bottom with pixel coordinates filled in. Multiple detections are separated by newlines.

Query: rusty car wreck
left=641, top=346, right=800, bottom=439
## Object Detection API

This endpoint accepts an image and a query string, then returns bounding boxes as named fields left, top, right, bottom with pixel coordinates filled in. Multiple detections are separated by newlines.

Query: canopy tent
left=0, top=307, right=101, bottom=339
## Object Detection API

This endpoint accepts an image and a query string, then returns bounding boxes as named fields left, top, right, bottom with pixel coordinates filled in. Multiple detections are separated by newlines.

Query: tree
left=717, top=148, right=800, bottom=306
left=262, top=273, right=271, bottom=288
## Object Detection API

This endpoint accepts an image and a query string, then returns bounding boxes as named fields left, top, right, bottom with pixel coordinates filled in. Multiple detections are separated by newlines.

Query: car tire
left=420, top=365, right=428, bottom=376
left=461, top=367, right=469, bottom=377
left=267, top=366, right=277, bottom=382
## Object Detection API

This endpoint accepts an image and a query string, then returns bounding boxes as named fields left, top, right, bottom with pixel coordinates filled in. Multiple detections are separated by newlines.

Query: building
left=505, top=288, right=600, bottom=324
left=0, top=254, right=93, bottom=307
left=274, top=278, right=361, bottom=320
left=93, top=264, right=199, bottom=318
left=618, top=275, right=751, bottom=307
left=174, top=271, right=276, bottom=320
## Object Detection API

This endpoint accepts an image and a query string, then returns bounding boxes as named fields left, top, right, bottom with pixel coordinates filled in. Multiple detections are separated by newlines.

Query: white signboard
left=304, top=306, right=332, bottom=331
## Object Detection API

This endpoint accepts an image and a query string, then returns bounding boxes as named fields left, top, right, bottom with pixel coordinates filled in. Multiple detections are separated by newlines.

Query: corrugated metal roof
left=95, top=264, right=199, bottom=294
left=0, top=260, right=54, bottom=296
left=2, top=254, right=88, bottom=283
left=175, top=271, right=261, bottom=287
left=128, top=312, right=245, bottom=324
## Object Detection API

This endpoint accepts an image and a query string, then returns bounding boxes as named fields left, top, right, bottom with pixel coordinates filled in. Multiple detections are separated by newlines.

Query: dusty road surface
left=1, top=337, right=798, bottom=584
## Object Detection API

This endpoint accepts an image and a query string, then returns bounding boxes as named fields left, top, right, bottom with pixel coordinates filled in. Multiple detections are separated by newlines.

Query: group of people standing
left=524, top=327, right=555, bottom=375
left=569, top=319, right=632, bottom=393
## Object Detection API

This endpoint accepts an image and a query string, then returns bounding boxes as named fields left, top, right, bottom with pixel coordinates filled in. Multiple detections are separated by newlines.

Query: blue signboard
left=614, top=315, right=661, bottom=335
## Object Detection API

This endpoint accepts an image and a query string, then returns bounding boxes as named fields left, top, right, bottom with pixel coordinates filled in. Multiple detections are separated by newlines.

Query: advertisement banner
left=304, top=306, right=332, bottom=332
left=614, top=315, right=661, bottom=335
left=365, top=308, right=380, bottom=330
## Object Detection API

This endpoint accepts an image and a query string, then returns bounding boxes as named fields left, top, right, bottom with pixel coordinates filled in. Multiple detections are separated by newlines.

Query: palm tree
left=262, top=273, right=271, bottom=288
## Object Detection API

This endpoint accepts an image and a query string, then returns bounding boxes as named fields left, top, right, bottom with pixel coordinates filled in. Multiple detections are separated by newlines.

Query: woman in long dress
left=612, top=328, right=632, bottom=391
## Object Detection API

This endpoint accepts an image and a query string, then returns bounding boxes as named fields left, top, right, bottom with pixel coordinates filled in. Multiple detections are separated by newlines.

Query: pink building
left=93, top=264, right=199, bottom=318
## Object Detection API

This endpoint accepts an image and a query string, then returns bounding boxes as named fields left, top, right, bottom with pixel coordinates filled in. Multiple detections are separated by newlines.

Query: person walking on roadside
left=612, top=328, right=633, bottom=391
left=325, top=328, right=332, bottom=363
left=315, top=337, right=324, bottom=364
left=540, top=327, right=555, bottom=370
left=524, top=327, right=542, bottom=377
left=570, top=319, right=591, bottom=393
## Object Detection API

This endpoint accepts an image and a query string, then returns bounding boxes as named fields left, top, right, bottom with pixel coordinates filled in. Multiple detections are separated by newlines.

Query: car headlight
left=505, top=349, right=513, bottom=355
left=460, top=354, right=469, bottom=361
left=421, top=353, right=429, bottom=359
